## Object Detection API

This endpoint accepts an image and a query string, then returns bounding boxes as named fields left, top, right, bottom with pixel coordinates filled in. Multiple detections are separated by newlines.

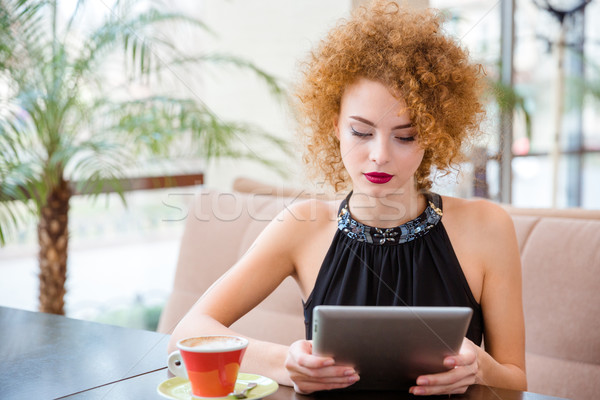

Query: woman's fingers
left=285, top=340, right=360, bottom=394
left=289, top=341, right=333, bottom=369
left=290, top=369, right=360, bottom=384
left=290, top=367, right=360, bottom=394
left=409, top=338, right=479, bottom=395
left=410, top=383, right=472, bottom=396
left=286, top=340, right=334, bottom=373
left=410, top=366, right=476, bottom=395
left=289, top=363, right=358, bottom=381
left=293, top=380, right=360, bottom=395
left=451, top=338, right=478, bottom=366
left=287, top=340, right=356, bottom=377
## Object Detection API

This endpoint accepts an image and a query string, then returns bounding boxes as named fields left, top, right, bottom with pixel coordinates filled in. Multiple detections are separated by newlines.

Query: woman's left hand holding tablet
left=409, top=338, right=479, bottom=396
left=284, top=339, right=361, bottom=394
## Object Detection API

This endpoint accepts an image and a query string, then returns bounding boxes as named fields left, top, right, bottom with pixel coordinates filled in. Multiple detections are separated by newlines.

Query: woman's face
left=334, top=78, right=425, bottom=197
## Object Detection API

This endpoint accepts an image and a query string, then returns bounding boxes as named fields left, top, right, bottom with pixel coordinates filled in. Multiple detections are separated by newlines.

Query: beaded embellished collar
left=337, top=192, right=443, bottom=245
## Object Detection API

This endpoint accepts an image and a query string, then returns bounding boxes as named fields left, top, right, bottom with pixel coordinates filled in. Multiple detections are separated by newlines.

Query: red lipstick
left=364, top=172, right=393, bottom=184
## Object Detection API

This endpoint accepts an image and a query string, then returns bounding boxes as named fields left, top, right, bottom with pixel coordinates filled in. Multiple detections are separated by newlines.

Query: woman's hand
left=284, top=339, right=360, bottom=394
left=409, top=338, right=479, bottom=396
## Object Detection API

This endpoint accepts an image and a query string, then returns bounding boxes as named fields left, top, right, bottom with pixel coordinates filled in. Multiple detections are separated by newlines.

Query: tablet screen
left=312, top=305, right=472, bottom=390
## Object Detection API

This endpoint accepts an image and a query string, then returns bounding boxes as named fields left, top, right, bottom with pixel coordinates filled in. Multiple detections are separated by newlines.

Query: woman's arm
left=475, top=203, right=527, bottom=389
left=168, top=199, right=358, bottom=390
left=411, top=200, right=527, bottom=395
left=168, top=201, right=305, bottom=384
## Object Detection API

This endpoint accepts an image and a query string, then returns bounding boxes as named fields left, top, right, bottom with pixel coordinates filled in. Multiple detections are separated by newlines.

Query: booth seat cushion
left=510, top=215, right=600, bottom=399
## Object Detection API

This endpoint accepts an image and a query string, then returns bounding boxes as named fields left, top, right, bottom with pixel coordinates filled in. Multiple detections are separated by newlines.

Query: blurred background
left=1, top=0, right=598, bottom=330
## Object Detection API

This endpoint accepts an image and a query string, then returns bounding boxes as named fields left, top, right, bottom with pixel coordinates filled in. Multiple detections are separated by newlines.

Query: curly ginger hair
left=295, top=0, right=485, bottom=191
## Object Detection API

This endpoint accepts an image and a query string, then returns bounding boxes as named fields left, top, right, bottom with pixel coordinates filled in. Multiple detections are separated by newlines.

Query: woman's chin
left=352, top=180, right=414, bottom=198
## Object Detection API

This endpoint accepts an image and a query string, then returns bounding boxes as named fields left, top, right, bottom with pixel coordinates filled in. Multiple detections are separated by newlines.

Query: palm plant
left=0, top=0, right=289, bottom=314
left=486, top=78, right=532, bottom=142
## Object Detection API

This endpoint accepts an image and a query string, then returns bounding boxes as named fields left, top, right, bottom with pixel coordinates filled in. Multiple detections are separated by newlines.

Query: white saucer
left=157, top=372, right=279, bottom=400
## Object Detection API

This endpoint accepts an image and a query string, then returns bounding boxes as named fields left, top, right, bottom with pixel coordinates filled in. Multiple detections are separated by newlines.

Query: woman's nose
left=369, top=137, right=390, bottom=165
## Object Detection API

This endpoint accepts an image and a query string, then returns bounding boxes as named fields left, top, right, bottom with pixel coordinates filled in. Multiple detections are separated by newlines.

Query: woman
left=169, top=1, right=527, bottom=395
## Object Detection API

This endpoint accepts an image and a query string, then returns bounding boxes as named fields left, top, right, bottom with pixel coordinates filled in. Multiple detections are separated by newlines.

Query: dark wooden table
left=0, top=306, right=169, bottom=399
left=63, top=368, right=568, bottom=400
left=0, top=307, right=568, bottom=400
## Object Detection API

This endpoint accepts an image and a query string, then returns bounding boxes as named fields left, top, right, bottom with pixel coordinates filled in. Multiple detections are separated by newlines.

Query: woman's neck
left=348, top=188, right=427, bottom=229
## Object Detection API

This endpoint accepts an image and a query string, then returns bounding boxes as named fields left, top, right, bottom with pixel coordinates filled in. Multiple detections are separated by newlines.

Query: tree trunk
left=38, top=177, right=71, bottom=315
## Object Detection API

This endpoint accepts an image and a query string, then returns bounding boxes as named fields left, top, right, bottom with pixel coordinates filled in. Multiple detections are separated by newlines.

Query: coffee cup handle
left=167, top=350, right=188, bottom=378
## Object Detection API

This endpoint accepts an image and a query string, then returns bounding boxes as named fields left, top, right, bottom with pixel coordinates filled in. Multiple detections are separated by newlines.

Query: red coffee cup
left=167, top=335, right=248, bottom=398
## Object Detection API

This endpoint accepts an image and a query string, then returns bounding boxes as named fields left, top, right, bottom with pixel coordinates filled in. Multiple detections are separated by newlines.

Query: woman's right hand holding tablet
left=284, top=339, right=360, bottom=394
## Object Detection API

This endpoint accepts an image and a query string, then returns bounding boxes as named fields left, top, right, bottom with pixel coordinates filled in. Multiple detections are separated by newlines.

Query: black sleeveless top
left=303, top=192, right=484, bottom=345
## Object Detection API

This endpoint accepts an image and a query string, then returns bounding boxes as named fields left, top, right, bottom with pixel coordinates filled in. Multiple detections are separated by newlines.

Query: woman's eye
left=351, top=127, right=371, bottom=137
left=396, top=136, right=416, bottom=142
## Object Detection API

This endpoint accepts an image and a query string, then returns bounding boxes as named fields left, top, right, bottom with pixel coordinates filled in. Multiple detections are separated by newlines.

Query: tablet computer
left=312, top=305, right=473, bottom=391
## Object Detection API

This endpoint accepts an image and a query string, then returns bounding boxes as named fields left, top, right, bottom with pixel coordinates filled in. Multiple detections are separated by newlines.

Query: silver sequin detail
left=337, top=195, right=442, bottom=245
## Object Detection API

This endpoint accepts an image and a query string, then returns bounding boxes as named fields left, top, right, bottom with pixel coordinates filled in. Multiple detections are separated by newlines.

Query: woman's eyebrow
left=349, top=115, right=412, bottom=130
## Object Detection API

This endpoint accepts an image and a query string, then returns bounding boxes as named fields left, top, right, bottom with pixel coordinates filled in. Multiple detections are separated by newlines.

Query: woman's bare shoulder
left=279, top=198, right=340, bottom=225
left=248, top=198, right=339, bottom=276
left=442, top=196, right=519, bottom=272
left=441, top=196, right=517, bottom=254
left=261, top=198, right=339, bottom=245
left=441, top=196, right=513, bottom=227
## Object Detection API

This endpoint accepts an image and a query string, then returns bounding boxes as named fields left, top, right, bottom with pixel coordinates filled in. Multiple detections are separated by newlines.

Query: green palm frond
left=0, top=113, right=43, bottom=241
left=0, top=0, right=47, bottom=70
left=73, top=3, right=214, bottom=82
left=196, top=53, right=287, bottom=98
left=0, top=0, right=290, bottom=246
left=108, top=96, right=292, bottom=165
left=485, top=78, right=533, bottom=140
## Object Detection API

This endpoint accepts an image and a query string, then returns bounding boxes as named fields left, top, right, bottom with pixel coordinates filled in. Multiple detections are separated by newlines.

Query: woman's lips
left=364, top=172, right=393, bottom=184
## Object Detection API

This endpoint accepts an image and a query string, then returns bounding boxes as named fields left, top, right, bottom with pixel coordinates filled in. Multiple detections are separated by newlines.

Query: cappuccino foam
left=181, top=336, right=245, bottom=351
